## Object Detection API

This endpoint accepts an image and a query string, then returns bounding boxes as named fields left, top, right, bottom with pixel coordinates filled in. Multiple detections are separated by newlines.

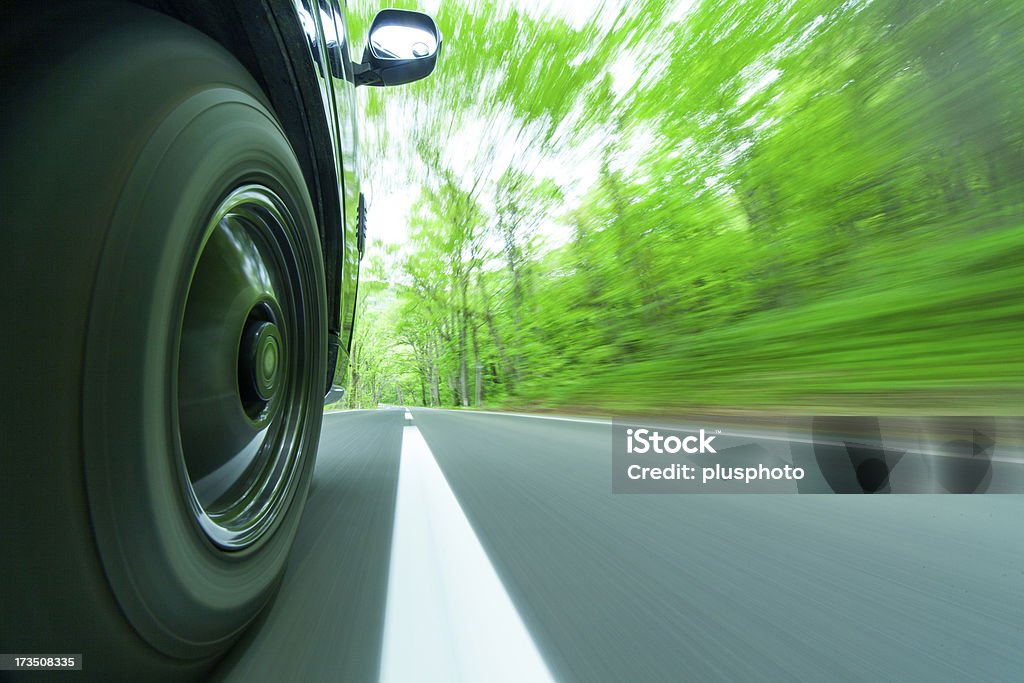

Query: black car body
left=0, top=1, right=438, bottom=679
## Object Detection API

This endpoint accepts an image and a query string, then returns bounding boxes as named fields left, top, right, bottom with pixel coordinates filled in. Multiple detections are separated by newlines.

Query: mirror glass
left=370, top=24, right=438, bottom=60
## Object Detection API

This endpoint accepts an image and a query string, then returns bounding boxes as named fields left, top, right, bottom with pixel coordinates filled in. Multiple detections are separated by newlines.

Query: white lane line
left=380, top=424, right=555, bottom=683
left=419, top=407, right=610, bottom=425
left=404, top=409, right=412, bottom=421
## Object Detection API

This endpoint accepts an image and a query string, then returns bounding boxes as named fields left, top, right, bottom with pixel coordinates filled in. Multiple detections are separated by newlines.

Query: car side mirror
left=354, top=9, right=441, bottom=87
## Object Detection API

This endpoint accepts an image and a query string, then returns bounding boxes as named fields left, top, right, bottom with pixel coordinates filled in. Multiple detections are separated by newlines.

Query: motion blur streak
left=336, top=0, right=1024, bottom=414
left=379, top=420, right=555, bottom=683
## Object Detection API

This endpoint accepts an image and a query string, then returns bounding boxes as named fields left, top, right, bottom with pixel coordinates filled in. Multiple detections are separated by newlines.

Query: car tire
left=0, top=3, right=325, bottom=679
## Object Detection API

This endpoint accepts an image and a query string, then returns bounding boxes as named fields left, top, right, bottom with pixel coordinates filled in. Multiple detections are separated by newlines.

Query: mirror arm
left=353, top=62, right=381, bottom=87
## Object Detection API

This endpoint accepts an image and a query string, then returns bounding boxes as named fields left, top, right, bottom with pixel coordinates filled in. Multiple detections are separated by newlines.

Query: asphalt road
left=214, top=408, right=1024, bottom=682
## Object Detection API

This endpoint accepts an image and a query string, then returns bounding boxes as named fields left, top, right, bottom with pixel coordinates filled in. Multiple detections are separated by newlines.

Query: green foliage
left=342, top=0, right=1024, bottom=414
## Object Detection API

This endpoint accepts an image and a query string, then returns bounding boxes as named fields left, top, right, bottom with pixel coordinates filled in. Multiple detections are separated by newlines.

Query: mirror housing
left=354, top=9, right=442, bottom=87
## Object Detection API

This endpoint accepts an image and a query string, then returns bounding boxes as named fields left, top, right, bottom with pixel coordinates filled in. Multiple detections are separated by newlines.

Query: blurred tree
left=343, top=0, right=1024, bottom=413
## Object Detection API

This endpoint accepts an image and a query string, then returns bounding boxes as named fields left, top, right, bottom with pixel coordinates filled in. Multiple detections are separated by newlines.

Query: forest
left=336, top=0, right=1023, bottom=414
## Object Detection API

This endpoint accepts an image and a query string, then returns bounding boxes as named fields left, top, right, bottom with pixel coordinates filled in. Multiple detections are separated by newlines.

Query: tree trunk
left=349, top=341, right=360, bottom=408
left=458, top=279, right=470, bottom=407
left=476, top=272, right=516, bottom=389
left=470, top=316, right=483, bottom=406
left=428, top=352, right=440, bottom=406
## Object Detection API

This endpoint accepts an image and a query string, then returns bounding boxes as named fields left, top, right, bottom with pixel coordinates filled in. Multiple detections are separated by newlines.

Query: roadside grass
left=513, top=225, right=1024, bottom=415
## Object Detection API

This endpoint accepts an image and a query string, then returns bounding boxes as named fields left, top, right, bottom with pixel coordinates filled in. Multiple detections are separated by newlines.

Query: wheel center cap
left=248, top=321, right=282, bottom=401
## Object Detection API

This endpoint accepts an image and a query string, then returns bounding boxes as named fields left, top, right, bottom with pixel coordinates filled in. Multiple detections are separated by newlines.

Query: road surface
left=213, top=408, right=1024, bottom=682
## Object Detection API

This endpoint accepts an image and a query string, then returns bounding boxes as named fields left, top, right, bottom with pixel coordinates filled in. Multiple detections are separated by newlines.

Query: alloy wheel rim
left=176, top=184, right=314, bottom=550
